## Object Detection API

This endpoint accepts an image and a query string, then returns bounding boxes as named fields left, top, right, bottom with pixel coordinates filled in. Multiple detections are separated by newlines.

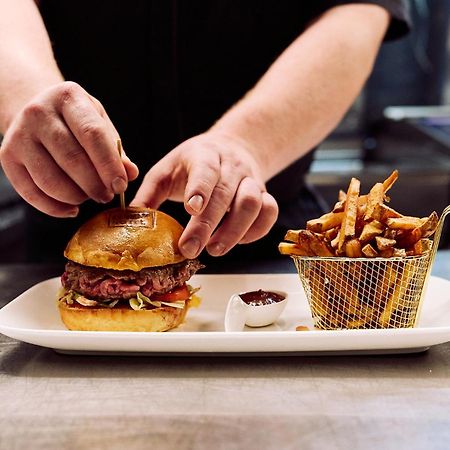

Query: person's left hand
left=131, top=131, right=278, bottom=259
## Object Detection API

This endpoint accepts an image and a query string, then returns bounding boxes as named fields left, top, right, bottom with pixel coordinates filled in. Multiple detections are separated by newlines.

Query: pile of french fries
left=279, top=170, right=438, bottom=258
left=279, top=170, right=440, bottom=329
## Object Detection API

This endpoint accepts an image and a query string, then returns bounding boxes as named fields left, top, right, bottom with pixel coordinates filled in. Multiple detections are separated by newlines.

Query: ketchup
left=239, top=290, right=286, bottom=307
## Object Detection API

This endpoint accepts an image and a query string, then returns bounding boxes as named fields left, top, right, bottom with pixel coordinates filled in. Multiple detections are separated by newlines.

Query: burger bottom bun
left=58, top=301, right=188, bottom=332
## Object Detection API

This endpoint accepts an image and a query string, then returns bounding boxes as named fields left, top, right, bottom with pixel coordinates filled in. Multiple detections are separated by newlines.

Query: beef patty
left=61, top=259, right=204, bottom=300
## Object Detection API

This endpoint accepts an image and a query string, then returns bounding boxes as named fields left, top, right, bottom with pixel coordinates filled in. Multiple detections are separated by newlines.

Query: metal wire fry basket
left=291, top=205, right=450, bottom=330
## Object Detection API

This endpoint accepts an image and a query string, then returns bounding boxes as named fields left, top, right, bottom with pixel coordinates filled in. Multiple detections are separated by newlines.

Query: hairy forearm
left=212, top=4, right=389, bottom=181
left=0, top=0, right=63, bottom=132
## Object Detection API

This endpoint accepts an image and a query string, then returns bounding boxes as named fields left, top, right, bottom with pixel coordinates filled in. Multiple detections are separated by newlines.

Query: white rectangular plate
left=0, top=274, right=449, bottom=355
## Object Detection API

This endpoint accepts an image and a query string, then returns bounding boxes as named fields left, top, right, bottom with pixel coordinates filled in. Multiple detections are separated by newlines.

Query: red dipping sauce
left=239, top=290, right=286, bottom=307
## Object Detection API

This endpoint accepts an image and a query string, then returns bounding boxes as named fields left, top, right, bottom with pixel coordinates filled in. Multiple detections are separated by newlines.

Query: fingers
left=0, top=81, right=140, bottom=217
left=91, top=94, right=139, bottom=182
left=1, top=161, right=79, bottom=217
left=57, top=82, right=128, bottom=194
left=179, top=158, right=249, bottom=258
left=132, top=147, right=222, bottom=212
left=183, top=152, right=221, bottom=215
left=128, top=134, right=277, bottom=259
left=20, top=140, right=89, bottom=205
left=37, top=117, right=113, bottom=203
left=122, top=152, right=140, bottom=182
left=179, top=179, right=278, bottom=259
left=131, top=158, right=176, bottom=209
left=238, top=192, right=279, bottom=244
left=205, top=177, right=263, bottom=255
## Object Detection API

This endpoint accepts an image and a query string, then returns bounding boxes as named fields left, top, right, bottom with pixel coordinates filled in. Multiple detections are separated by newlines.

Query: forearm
left=0, top=0, right=63, bottom=133
left=212, top=4, right=389, bottom=181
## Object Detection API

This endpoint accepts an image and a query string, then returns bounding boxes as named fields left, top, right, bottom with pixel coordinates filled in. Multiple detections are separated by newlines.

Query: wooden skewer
left=116, top=139, right=126, bottom=210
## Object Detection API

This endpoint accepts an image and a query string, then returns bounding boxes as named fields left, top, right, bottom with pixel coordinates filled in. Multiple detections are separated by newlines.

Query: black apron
left=28, top=0, right=409, bottom=263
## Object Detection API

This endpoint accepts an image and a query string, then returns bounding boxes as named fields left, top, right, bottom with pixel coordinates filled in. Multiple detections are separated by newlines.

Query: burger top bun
left=64, top=207, right=186, bottom=271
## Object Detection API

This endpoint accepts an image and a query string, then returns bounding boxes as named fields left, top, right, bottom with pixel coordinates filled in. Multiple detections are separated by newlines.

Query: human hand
left=131, top=131, right=279, bottom=258
left=0, top=81, right=138, bottom=217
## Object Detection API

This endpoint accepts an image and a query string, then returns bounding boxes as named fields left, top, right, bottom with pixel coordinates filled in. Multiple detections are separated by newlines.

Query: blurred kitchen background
left=0, top=0, right=450, bottom=262
left=306, top=0, right=450, bottom=247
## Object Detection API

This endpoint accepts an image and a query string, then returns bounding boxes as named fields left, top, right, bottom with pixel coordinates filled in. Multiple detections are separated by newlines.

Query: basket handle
left=430, top=204, right=450, bottom=259
left=426, top=204, right=450, bottom=283
left=414, top=205, right=450, bottom=327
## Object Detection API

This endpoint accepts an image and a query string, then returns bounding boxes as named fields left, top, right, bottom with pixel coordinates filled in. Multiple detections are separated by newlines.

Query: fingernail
left=208, top=242, right=226, bottom=256
left=111, top=177, right=127, bottom=194
left=99, top=196, right=113, bottom=204
left=187, top=195, right=204, bottom=213
left=67, top=208, right=79, bottom=217
left=94, top=192, right=114, bottom=204
left=181, top=238, right=201, bottom=258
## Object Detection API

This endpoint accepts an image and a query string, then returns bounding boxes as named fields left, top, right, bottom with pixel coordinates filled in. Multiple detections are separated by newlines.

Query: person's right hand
left=0, top=81, right=138, bottom=217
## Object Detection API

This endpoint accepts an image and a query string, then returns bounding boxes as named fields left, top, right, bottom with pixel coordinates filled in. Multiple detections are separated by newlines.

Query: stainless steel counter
left=0, top=254, right=449, bottom=450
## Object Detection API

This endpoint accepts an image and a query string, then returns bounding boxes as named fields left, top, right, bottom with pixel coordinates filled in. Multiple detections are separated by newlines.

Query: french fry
left=379, top=264, right=415, bottom=327
left=392, top=248, right=407, bottom=257
left=306, top=211, right=344, bottom=233
left=284, top=229, right=301, bottom=243
left=359, top=220, right=384, bottom=242
left=345, top=238, right=362, bottom=257
left=396, top=211, right=439, bottom=248
left=324, top=226, right=339, bottom=241
left=386, top=216, right=425, bottom=230
left=379, top=248, right=395, bottom=258
left=373, top=203, right=403, bottom=222
left=338, top=177, right=360, bottom=252
left=357, top=195, right=368, bottom=208
left=382, top=169, right=399, bottom=193
left=346, top=304, right=377, bottom=329
left=278, top=242, right=311, bottom=256
left=372, top=265, right=398, bottom=313
left=375, top=236, right=396, bottom=251
left=383, top=227, right=398, bottom=239
left=319, top=262, right=360, bottom=317
left=422, top=239, right=432, bottom=252
left=364, top=182, right=384, bottom=221
left=345, top=261, right=366, bottom=284
left=305, top=231, right=334, bottom=257
left=362, top=243, right=378, bottom=257
left=406, top=239, right=432, bottom=256
left=309, top=268, right=329, bottom=318
left=330, top=233, right=339, bottom=249
left=287, top=230, right=334, bottom=257
left=332, top=200, right=345, bottom=213
left=357, top=195, right=367, bottom=219
left=419, top=211, right=439, bottom=238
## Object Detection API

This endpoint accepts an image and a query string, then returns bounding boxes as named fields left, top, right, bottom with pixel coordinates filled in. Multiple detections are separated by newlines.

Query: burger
left=58, top=207, right=204, bottom=331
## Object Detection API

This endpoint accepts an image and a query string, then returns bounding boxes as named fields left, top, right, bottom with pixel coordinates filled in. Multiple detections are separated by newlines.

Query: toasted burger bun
left=58, top=299, right=189, bottom=332
left=64, top=207, right=186, bottom=271
left=59, top=207, right=201, bottom=332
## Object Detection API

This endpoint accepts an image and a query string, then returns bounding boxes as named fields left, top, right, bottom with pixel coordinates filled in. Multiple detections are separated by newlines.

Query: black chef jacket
left=27, top=0, right=409, bottom=264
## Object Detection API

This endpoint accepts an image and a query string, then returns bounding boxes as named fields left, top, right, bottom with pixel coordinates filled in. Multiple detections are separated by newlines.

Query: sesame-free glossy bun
left=58, top=299, right=188, bottom=332
left=64, top=207, right=186, bottom=271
